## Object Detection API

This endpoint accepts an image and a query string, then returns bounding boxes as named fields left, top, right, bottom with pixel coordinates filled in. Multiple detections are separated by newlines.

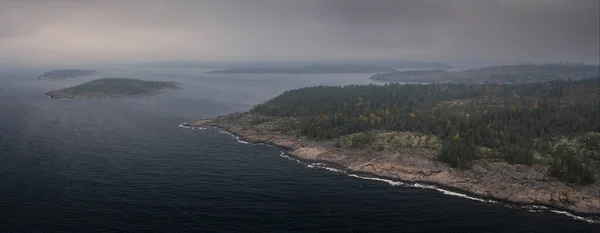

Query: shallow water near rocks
left=1, top=67, right=598, bottom=232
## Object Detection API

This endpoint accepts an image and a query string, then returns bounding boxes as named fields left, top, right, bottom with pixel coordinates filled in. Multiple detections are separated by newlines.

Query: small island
left=44, top=78, right=182, bottom=99
left=38, top=69, right=97, bottom=80
left=207, top=64, right=397, bottom=74
left=371, top=63, right=600, bottom=84
left=190, top=77, right=600, bottom=214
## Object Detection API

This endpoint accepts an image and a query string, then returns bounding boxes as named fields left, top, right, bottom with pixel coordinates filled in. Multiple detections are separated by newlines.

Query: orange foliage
left=453, top=131, right=460, bottom=140
left=318, top=114, right=330, bottom=123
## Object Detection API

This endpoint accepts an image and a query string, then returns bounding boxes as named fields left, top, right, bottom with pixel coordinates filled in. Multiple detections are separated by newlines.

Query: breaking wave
left=217, top=129, right=250, bottom=144
left=278, top=152, right=302, bottom=164
left=548, top=210, right=599, bottom=224
left=178, top=123, right=205, bottom=130
left=194, top=125, right=600, bottom=224
left=278, top=150, right=599, bottom=224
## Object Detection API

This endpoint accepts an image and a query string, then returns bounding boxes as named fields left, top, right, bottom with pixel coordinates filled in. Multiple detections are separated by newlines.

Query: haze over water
left=1, top=67, right=598, bottom=232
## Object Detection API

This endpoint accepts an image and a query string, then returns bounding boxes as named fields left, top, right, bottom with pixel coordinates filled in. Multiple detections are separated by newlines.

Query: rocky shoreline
left=191, top=118, right=600, bottom=215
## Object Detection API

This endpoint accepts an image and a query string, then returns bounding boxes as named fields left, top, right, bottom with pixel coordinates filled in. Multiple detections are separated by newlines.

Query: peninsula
left=38, top=69, right=97, bottom=80
left=191, top=77, right=600, bottom=214
left=370, top=64, right=600, bottom=84
left=207, top=64, right=397, bottom=74
left=45, top=78, right=181, bottom=99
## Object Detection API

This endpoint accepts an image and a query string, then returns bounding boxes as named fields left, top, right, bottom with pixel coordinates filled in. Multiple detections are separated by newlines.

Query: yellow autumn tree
left=409, top=112, right=416, bottom=118
left=358, top=115, right=368, bottom=122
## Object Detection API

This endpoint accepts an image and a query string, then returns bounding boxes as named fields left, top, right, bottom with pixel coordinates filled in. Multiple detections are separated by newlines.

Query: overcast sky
left=1, top=0, right=598, bottom=65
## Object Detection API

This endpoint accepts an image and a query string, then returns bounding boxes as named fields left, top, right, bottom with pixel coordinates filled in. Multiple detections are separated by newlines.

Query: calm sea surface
left=0, top=67, right=598, bottom=232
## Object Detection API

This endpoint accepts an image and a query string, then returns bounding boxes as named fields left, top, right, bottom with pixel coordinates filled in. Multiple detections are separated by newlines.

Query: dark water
left=1, top=68, right=598, bottom=232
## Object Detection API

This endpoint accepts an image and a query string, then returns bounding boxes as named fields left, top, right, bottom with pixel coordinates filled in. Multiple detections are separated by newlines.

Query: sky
left=1, top=0, right=598, bottom=66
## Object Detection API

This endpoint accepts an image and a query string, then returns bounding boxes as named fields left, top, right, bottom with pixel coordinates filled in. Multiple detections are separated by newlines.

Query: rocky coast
left=191, top=116, right=600, bottom=215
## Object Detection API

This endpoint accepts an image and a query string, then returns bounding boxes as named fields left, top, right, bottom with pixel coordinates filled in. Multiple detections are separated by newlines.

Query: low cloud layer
left=1, top=0, right=598, bottom=65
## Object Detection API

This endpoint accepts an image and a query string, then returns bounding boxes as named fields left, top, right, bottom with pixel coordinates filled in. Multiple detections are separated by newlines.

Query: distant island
left=45, top=78, right=181, bottom=99
left=38, top=69, right=97, bottom=80
left=371, top=64, right=600, bottom=84
left=207, top=64, right=398, bottom=74
left=191, top=77, right=600, bottom=214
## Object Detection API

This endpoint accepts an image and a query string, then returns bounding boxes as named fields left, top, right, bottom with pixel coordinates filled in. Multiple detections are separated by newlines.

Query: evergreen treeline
left=251, top=78, right=600, bottom=184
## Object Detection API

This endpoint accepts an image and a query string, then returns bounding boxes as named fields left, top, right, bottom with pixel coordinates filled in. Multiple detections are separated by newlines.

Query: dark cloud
left=0, top=0, right=597, bottom=65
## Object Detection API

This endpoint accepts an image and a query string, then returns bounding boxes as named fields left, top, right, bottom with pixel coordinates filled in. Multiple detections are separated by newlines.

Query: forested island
left=38, top=69, right=97, bottom=80
left=45, top=78, right=181, bottom=99
left=371, top=64, right=600, bottom=84
left=207, top=64, right=397, bottom=74
left=192, top=77, right=600, bottom=214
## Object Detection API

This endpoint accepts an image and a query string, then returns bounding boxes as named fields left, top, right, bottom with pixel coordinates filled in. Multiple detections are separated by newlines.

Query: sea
left=0, top=67, right=598, bottom=233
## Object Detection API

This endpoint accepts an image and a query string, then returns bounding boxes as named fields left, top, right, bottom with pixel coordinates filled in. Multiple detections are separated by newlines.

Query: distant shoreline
left=38, top=69, right=97, bottom=80
left=369, top=64, right=600, bottom=84
left=207, top=64, right=411, bottom=74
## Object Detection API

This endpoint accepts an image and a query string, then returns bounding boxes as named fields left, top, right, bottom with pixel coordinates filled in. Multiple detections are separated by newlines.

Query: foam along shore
left=179, top=123, right=205, bottom=129
left=188, top=117, right=600, bottom=218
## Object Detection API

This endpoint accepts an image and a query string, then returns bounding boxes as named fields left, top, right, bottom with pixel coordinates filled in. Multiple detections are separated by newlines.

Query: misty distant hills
left=371, top=63, right=600, bottom=84
left=129, top=60, right=452, bottom=71
left=206, top=64, right=400, bottom=74
left=373, top=61, right=452, bottom=69
left=38, top=69, right=97, bottom=80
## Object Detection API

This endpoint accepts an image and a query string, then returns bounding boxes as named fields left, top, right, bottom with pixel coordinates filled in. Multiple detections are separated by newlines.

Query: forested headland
left=246, top=77, right=600, bottom=185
